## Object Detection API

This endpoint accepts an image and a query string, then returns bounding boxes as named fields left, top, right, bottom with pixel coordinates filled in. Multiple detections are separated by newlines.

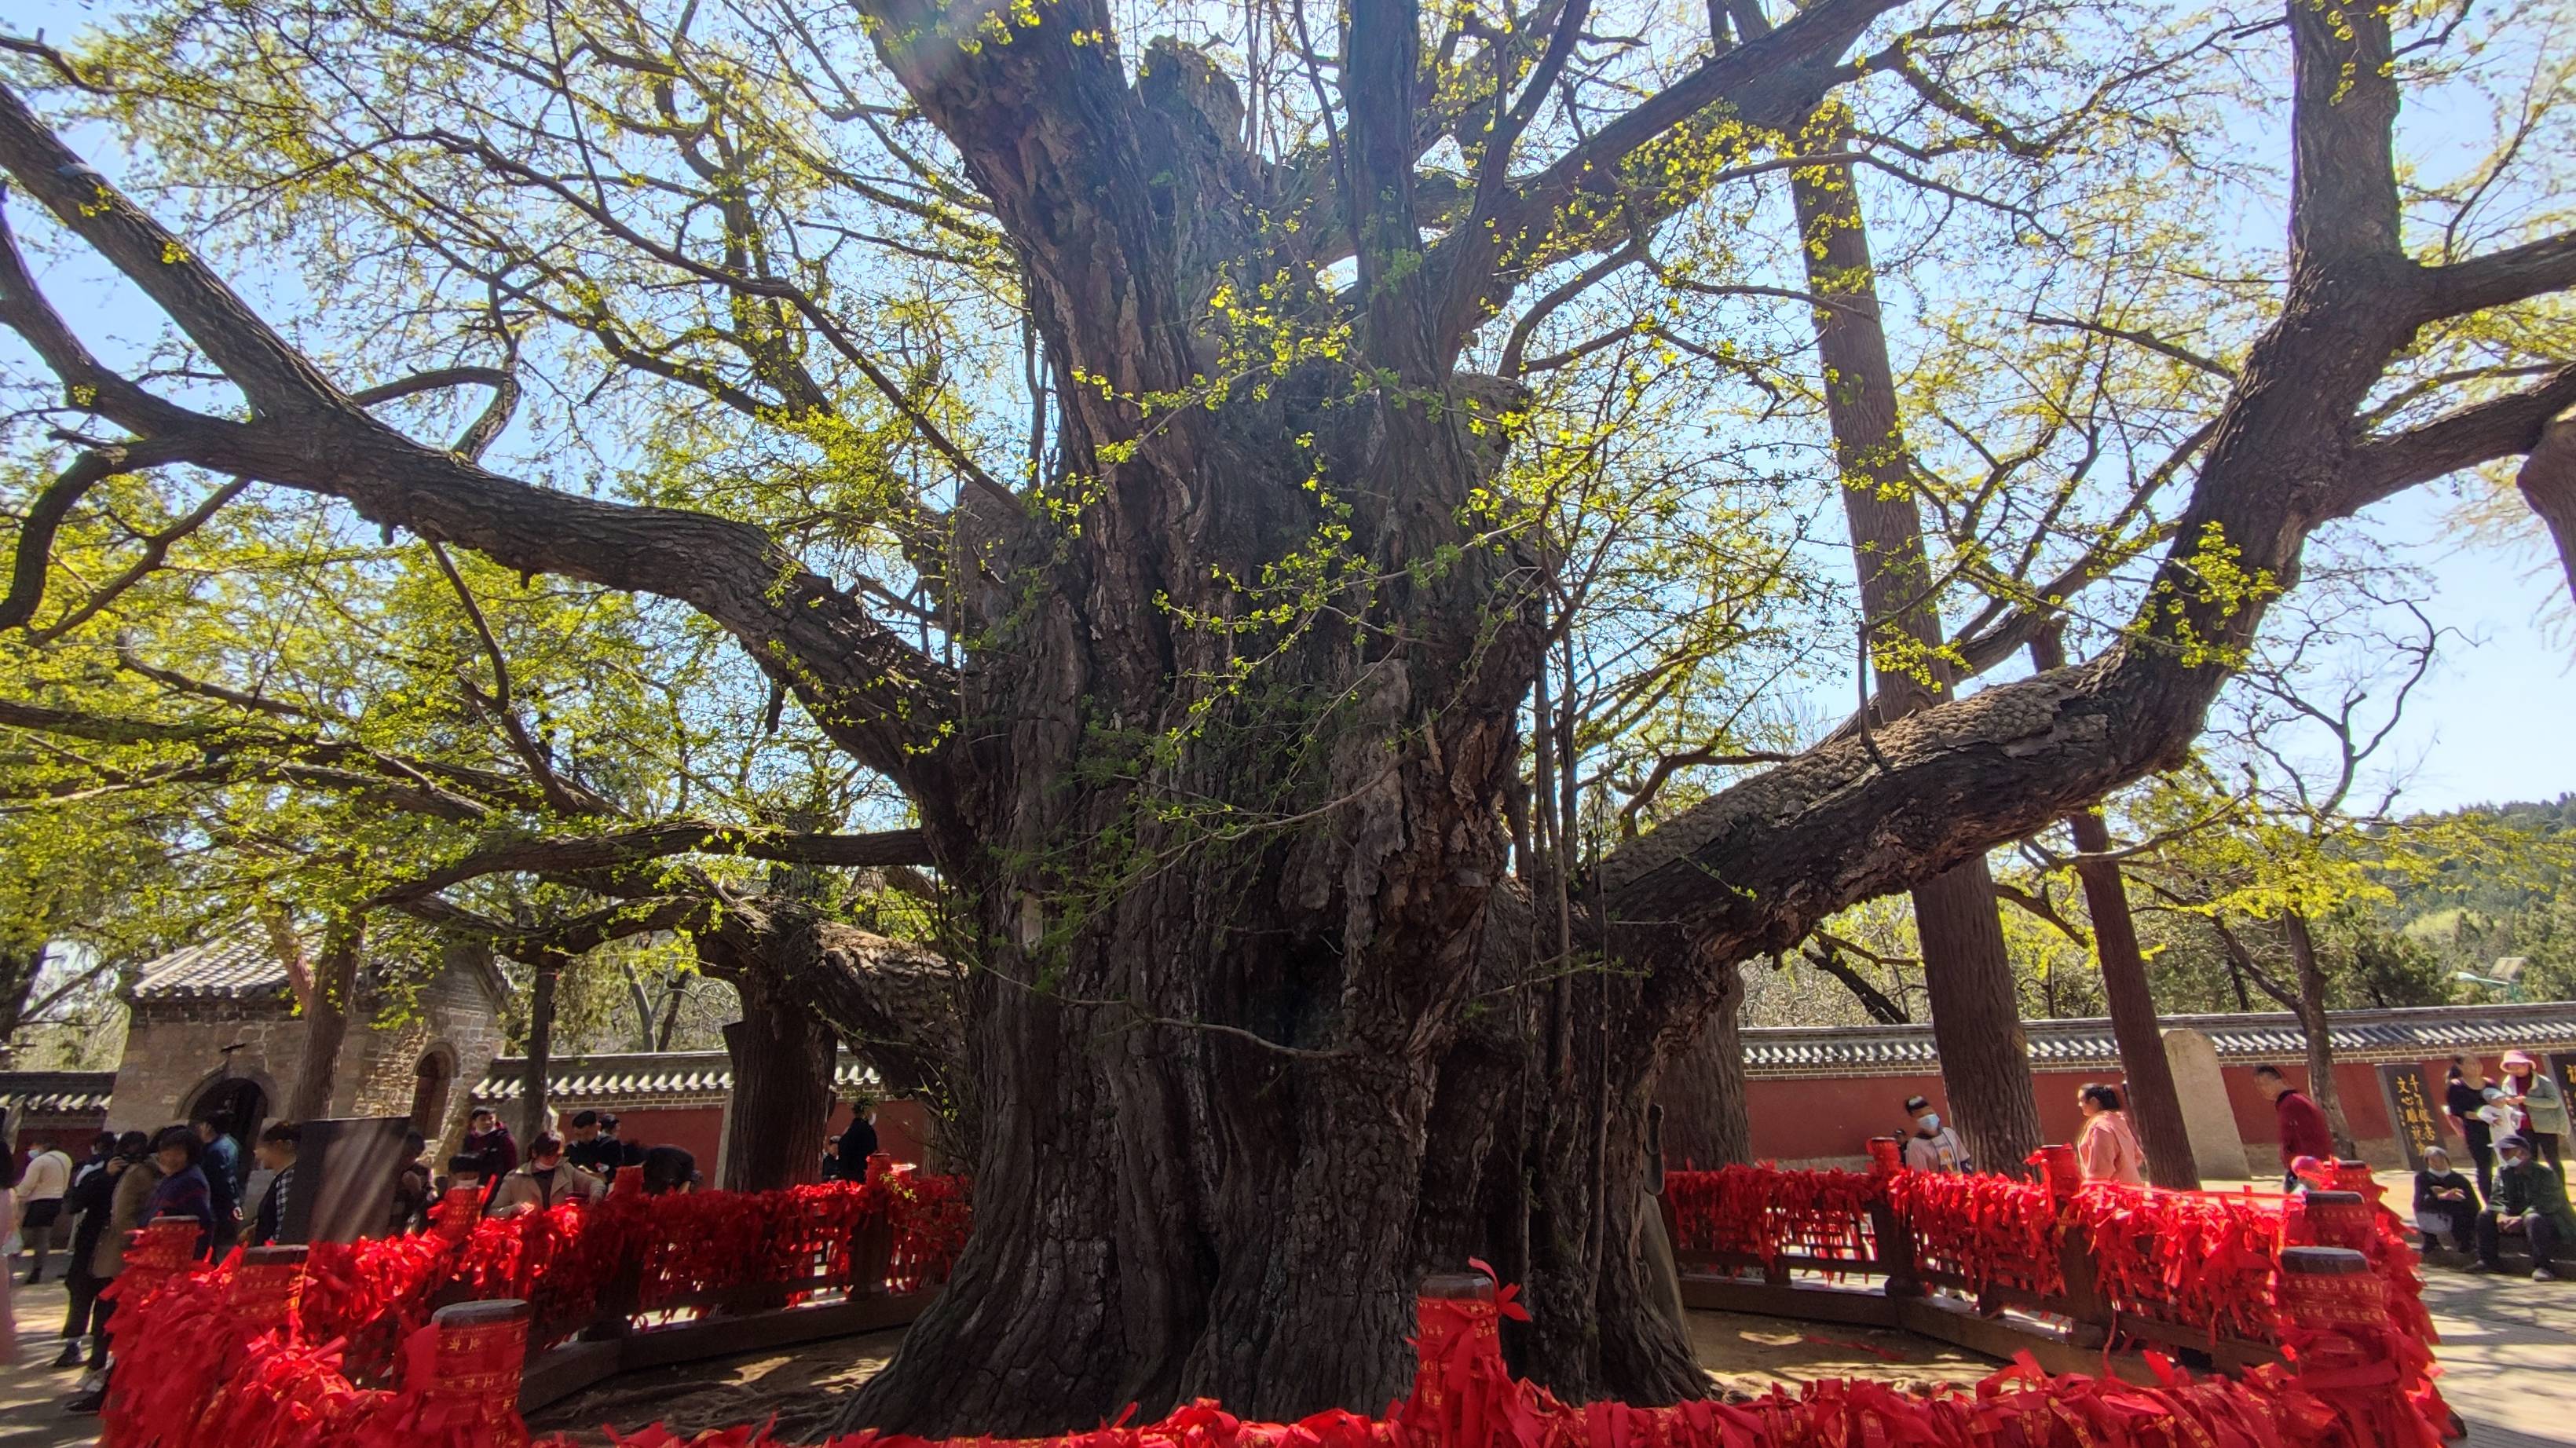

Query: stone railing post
left=228, top=1244, right=309, bottom=1334
left=847, top=1195, right=897, bottom=1297
left=422, top=1299, right=535, bottom=1446
left=1407, top=1271, right=1506, bottom=1447
left=1868, top=1198, right=1922, bottom=1299
left=2055, top=1220, right=2113, bottom=1347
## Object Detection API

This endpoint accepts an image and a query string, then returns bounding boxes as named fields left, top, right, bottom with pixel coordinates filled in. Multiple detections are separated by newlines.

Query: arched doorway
left=187, top=1077, right=269, bottom=1160
left=410, top=1048, right=455, bottom=1137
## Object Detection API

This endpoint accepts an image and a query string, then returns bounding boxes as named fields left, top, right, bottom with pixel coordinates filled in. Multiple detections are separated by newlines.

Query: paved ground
left=0, top=1276, right=94, bottom=1448
left=0, top=1200, right=2564, bottom=1447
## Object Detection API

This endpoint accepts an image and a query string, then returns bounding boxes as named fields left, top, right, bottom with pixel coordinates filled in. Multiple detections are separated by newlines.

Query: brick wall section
left=104, top=953, right=504, bottom=1148
left=334, top=963, right=507, bottom=1157
left=105, top=998, right=301, bottom=1135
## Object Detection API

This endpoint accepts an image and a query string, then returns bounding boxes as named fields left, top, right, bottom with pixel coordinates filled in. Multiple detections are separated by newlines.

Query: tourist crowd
left=0, top=1091, right=863, bottom=1419
left=1894, top=1046, right=2573, bottom=1282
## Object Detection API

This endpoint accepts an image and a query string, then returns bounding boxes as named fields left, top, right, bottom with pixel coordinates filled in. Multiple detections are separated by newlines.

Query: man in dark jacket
left=246, top=1122, right=300, bottom=1246
left=51, top=1132, right=138, bottom=1370
left=2254, top=1064, right=2334, bottom=1190
left=461, top=1107, right=518, bottom=1201
left=2474, top=1133, right=2576, bottom=1281
left=832, top=1103, right=880, bottom=1179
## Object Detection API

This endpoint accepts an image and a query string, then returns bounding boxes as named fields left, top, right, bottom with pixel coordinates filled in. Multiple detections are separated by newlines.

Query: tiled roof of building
left=128, top=934, right=292, bottom=1002
left=1743, top=1003, right=2576, bottom=1078
left=0, top=1070, right=117, bottom=1117
left=473, top=1051, right=880, bottom=1107
left=469, top=1004, right=2576, bottom=1104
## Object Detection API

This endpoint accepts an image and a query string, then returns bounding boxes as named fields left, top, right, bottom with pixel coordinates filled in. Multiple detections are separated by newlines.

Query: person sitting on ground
left=2500, top=1051, right=2567, bottom=1170
left=639, top=1143, right=699, bottom=1197
left=2252, top=1065, right=2333, bottom=1191
left=143, top=1126, right=217, bottom=1259
left=488, top=1134, right=599, bottom=1216
left=2472, top=1133, right=2576, bottom=1282
left=245, top=1122, right=300, bottom=1247
left=1900, top=1095, right=1970, bottom=1173
left=2413, top=1145, right=2479, bottom=1254
left=2075, top=1083, right=2147, bottom=1187
left=19, top=1139, right=72, bottom=1285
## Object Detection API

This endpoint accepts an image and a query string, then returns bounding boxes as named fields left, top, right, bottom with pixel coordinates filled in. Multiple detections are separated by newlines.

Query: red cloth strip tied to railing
left=2066, top=1187, right=2281, bottom=1344
left=1883, top=1168, right=2067, bottom=1298
left=1660, top=1165, right=1885, bottom=1267
left=572, top=1265, right=2450, bottom=1448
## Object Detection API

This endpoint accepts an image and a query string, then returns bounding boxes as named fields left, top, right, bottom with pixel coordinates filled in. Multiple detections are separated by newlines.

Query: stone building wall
left=334, top=963, right=507, bottom=1155
left=104, top=997, right=302, bottom=1135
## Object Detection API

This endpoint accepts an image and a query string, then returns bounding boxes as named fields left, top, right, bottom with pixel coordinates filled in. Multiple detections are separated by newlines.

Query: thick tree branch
left=2334, top=365, right=2576, bottom=517
left=2417, top=228, right=2576, bottom=321
left=364, top=824, right=931, bottom=908
left=0, top=86, right=961, bottom=799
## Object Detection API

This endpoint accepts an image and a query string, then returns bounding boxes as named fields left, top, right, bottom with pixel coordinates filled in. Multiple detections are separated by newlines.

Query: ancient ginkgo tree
left=3, top=0, right=2574, bottom=1431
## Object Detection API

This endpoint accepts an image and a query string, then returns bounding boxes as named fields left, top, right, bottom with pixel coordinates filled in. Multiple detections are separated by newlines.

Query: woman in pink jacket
left=2076, top=1083, right=2147, bottom=1187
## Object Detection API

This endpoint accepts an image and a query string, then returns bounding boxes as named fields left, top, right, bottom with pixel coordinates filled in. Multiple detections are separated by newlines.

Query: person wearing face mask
left=2472, top=1133, right=2576, bottom=1281
left=1901, top=1095, right=1971, bottom=1172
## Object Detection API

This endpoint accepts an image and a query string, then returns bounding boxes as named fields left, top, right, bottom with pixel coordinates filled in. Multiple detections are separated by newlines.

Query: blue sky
left=2346, top=488, right=2574, bottom=811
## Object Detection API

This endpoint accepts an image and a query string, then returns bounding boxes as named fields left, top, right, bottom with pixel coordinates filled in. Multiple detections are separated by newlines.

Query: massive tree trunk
left=2029, top=633, right=2197, bottom=1188
left=721, top=968, right=837, bottom=1191
left=2065, top=811, right=2197, bottom=1186
left=1775, top=105, right=2043, bottom=1170
left=1656, top=964, right=1751, bottom=1168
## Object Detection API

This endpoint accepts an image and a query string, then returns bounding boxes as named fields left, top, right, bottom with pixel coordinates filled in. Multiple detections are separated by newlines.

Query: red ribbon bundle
left=1661, top=1165, right=1885, bottom=1268
left=2069, top=1187, right=2282, bottom=1344
left=1883, top=1170, right=2065, bottom=1297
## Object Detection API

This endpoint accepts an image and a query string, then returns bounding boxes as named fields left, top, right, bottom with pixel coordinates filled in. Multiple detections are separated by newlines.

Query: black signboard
left=2379, top=1062, right=2445, bottom=1172
left=2553, top=1054, right=2576, bottom=1124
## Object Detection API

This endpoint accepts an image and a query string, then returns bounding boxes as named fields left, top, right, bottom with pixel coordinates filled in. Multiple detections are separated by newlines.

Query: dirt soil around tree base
left=522, top=1313, right=1995, bottom=1445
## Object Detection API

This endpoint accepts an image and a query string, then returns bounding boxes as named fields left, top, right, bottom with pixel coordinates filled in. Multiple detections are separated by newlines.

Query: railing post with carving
left=1408, top=1272, right=1506, bottom=1448
left=423, top=1299, right=536, bottom=1447
left=229, top=1244, right=309, bottom=1332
